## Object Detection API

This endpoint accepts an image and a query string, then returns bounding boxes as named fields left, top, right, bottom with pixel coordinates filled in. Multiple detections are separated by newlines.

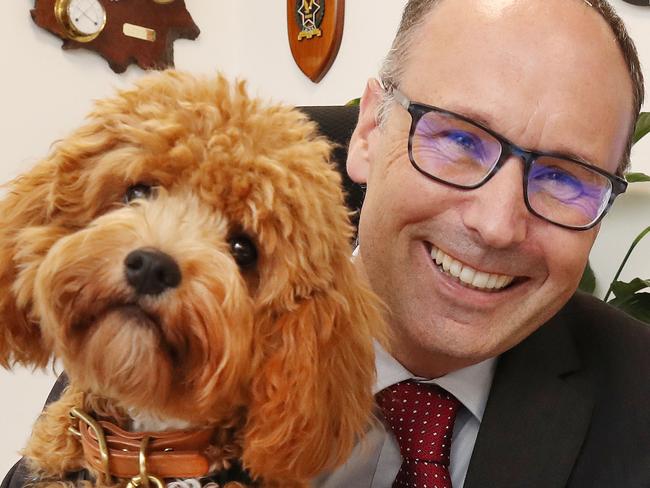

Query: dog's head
left=0, top=71, right=384, bottom=480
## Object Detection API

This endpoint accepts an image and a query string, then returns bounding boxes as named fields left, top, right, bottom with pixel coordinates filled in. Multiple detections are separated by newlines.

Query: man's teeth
left=431, top=246, right=515, bottom=290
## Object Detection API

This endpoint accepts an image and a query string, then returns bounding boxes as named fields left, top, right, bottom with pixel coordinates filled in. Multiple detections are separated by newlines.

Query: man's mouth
left=430, top=244, right=516, bottom=291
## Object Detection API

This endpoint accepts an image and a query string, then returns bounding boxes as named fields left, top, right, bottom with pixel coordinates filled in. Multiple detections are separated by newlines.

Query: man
left=317, top=0, right=649, bottom=486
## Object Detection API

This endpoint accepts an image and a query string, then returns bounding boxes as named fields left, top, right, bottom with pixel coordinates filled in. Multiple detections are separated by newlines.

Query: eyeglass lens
left=411, top=110, right=613, bottom=228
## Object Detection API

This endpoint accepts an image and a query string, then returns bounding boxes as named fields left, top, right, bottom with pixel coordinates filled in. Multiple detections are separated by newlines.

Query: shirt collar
left=373, top=341, right=496, bottom=422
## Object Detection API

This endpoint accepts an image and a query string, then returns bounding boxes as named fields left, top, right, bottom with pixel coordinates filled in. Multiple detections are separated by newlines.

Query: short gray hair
left=378, top=0, right=644, bottom=175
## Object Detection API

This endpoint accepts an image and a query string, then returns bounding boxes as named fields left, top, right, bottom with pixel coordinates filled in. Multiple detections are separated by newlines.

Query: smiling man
left=316, top=0, right=649, bottom=487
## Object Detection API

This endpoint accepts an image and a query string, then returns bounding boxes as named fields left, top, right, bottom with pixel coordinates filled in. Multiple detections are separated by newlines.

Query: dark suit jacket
left=3, top=291, right=649, bottom=488
left=464, top=291, right=650, bottom=487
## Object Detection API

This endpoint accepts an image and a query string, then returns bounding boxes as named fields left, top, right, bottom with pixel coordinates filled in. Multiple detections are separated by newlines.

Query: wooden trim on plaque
left=287, top=0, right=345, bottom=83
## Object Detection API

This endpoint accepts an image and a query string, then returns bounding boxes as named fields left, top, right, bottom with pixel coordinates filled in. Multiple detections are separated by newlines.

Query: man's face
left=349, top=0, right=634, bottom=376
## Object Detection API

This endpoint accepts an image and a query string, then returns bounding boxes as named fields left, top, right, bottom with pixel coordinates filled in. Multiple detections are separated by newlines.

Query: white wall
left=1, top=0, right=649, bottom=477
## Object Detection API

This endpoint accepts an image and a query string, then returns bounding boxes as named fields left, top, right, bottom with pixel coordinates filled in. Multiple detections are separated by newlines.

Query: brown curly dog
left=0, top=71, right=385, bottom=487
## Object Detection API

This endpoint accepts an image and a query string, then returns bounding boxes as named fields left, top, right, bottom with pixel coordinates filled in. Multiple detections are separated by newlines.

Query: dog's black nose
left=124, top=249, right=181, bottom=296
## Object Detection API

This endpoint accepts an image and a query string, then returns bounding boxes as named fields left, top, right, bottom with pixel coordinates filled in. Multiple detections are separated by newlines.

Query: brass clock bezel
left=54, top=0, right=107, bottom=43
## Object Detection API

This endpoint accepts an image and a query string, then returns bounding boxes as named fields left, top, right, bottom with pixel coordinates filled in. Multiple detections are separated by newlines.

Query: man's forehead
left=425, top=0, right=599, bottom=18
left=415, top=0, right=620, bottom=55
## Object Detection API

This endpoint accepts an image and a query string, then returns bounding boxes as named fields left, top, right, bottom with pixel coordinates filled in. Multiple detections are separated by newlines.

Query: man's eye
left=530, top=166, right=584, bottom=200
left=229, top=234, right=258, bottom=268
left=124, top=184, right=154, bottom=203
left=445, top=130, right=482, bottom=154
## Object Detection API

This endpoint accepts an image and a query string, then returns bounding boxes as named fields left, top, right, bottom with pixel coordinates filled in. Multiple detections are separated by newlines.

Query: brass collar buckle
left=126, top=435, right=164, bottom=488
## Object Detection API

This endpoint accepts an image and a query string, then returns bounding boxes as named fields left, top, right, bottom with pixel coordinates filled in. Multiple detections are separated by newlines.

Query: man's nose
left=461, top=158, right=529, bottom=249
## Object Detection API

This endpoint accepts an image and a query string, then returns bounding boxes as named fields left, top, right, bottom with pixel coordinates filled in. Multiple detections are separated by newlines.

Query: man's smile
left=429, top=244, right=517, bottom=292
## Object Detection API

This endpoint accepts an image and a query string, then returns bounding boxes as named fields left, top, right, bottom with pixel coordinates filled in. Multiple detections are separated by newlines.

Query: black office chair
left=1, top=105, right=364, bottom=488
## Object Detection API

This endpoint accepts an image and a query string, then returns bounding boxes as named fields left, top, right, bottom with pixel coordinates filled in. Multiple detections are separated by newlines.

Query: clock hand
left=79, top=8, right=97, bottom=24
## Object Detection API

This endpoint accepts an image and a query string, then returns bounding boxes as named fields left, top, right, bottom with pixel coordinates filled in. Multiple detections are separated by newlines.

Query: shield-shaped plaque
left=287, top=0, right=345, bottom=83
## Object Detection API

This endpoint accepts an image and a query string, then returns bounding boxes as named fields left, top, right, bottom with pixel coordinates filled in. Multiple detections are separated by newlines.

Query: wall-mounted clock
left=31, top=0, right=200, bottom=73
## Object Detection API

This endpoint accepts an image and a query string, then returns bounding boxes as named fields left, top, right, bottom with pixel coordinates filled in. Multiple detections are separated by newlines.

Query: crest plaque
left=287, top=0, right=344, bottom=83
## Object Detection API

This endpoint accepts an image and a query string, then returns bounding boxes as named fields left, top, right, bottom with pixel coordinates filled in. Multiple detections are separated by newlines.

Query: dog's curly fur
left=0, top=71, right=385, bottom=487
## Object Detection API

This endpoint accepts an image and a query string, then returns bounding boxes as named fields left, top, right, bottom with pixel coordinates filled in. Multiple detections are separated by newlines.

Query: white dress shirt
left=314, top=342, right=496, bottom=488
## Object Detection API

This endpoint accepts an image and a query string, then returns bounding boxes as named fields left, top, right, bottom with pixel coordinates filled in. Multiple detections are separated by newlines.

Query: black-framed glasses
left=390, top=87, right=628, bottom=230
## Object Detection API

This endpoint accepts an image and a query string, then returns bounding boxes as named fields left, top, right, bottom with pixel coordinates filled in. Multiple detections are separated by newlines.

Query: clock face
left=66, top=0, right=106, bottom=36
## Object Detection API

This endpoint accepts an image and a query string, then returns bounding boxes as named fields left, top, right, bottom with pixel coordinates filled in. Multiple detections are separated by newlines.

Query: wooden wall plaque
left=31, top=0, right=199, bottom=74
left=287, top=0, right=345, bottom=83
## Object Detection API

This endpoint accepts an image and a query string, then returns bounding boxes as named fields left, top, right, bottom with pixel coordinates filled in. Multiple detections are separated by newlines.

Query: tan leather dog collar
left=72, top=408, right=215, bottom=481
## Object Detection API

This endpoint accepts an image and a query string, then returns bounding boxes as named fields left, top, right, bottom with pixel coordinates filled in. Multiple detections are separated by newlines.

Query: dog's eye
left=124, top=184, right=153, bottom=203
left=229, top=235, right=258, bottom=267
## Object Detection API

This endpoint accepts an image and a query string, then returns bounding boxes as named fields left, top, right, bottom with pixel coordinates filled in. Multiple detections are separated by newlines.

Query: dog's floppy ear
left=0, top=160, right=61, bottom=368
left=243, top=261, right=385, bottom=482
left=0, top=90, right=127, bottom=369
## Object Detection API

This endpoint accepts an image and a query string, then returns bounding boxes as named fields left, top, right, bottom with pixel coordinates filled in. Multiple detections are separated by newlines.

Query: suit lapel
left=464, top=311, right=595, bottom=488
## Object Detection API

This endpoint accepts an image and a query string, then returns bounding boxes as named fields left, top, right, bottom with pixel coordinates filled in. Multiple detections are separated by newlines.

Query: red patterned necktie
left=376, top=380, right=462, bottom=488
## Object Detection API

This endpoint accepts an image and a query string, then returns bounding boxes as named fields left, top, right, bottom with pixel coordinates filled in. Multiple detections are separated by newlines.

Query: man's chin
left=392, top=310, right=547, bottom=376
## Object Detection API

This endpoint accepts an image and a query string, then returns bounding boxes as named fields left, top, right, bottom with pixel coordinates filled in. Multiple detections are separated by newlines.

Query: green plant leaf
left=578, top=261, right=596, bottom=294
left=609, top=278, right=650, bottom=303
left=346, top=98, right=361, bottom=107
left=625, top=172, right=650, bottom=183
left=607, top=291, right=650, bottom=324
left=633, top=112, right=650, bottom=145
left=604, top=226, right=650, bottom=301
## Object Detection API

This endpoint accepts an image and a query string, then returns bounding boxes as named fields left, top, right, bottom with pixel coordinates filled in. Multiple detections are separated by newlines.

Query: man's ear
left=347, top=78, right=384, bottom=184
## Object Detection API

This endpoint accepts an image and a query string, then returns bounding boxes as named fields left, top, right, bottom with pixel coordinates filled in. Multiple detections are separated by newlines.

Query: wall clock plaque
left=31, top=0, right=200, bottom=73
left=287, top=0, right=345, bottom=83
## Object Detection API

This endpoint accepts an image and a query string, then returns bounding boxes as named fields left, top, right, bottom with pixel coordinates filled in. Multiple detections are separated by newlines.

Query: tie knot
left=376, top=380, right=461, bottom=465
